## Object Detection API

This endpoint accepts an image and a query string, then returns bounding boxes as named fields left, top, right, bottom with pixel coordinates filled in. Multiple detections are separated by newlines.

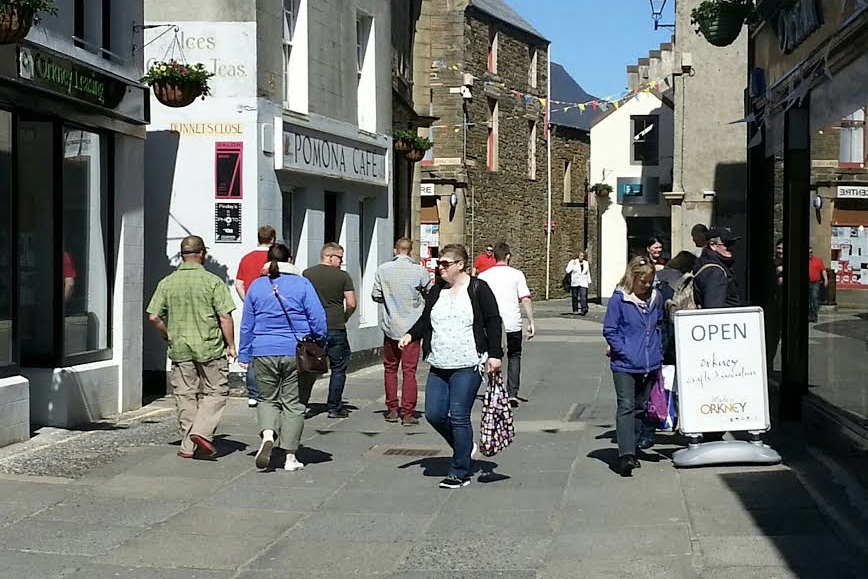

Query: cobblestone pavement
left=0, top=300, right=865, bottom=578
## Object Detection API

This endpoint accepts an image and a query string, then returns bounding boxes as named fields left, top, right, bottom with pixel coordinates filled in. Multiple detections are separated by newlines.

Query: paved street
left=0, top=300, right=865, bottom=578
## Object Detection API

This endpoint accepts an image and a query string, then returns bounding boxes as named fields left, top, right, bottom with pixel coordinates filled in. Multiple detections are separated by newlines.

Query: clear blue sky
left=504, top=0, right=676, bottom=98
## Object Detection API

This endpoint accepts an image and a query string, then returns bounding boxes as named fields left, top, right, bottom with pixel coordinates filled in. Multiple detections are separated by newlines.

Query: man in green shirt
left=147, top=236, right=237, bottom=459
left=303, top=242, right=356, bottom=418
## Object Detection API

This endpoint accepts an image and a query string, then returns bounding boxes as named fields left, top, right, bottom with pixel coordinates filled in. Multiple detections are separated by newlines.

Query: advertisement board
left=831, top=225, right=868, bottom=289
left=674, top=307, right=770, bottom=433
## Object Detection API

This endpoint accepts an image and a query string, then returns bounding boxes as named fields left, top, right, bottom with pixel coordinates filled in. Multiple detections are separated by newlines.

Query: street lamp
left=649, top=0, right=675, bottom=30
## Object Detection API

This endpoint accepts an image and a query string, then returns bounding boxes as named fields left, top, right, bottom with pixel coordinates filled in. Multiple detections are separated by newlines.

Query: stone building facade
left=412, top=0, right=586, bottom=297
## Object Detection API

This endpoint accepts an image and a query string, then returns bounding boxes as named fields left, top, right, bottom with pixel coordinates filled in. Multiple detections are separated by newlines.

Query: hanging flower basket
left=393, top=129, right=416, bottom=154
left=142, top=60, right=214, bottom=108
left=591, top=183, right=612, bottom=197
left=405, top=149, right=425, bottom=162
left=690, top=1, right=755, bottom=48
left=0, top=0, right=57, bottom=44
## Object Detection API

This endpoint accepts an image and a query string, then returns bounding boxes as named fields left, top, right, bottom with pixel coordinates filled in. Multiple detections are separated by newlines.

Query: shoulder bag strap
left=272, top=283, right=303, bottom=342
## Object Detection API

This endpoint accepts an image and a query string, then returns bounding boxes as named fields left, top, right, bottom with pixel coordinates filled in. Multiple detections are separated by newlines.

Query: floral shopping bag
left=479, top=371, right=515, bottom=457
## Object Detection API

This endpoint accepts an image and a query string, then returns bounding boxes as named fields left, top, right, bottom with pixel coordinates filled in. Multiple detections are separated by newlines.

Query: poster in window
left=215, top=202, right=242, bottom=243
left=215, top=142, right=243, bottom=199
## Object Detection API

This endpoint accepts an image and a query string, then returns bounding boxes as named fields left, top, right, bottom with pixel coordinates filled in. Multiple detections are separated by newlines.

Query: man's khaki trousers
left=170, top=357, right=230, bottom=455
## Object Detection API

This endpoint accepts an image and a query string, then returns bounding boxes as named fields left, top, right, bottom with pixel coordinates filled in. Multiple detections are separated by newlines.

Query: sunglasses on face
left=327, top=254, right=344, bottom=262
left=437, top=260, right=459, bottom=269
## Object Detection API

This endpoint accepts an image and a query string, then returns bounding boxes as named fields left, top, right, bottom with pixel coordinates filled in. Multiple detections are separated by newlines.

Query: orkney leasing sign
left=275, top=119, right=388, bottom=186
left=18, top=47, right=126, bottom=109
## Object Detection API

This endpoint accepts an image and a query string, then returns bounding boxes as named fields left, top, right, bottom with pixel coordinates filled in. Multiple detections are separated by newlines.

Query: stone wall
left=461, top=11, right=551, bottom=296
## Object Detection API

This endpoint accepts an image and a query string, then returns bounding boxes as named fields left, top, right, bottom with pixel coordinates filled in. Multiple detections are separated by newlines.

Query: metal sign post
left=672, top=306, right=782, bottom=467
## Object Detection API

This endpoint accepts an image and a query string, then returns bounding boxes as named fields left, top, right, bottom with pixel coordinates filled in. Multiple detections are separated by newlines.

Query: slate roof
left=550, top=62, right=599, bottom=132
left=469, top=0, right=547, bottom=41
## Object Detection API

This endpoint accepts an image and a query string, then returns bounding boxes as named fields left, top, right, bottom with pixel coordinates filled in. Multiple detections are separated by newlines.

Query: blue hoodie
left=238, top=268, right=327, bottom=363
left=603, top=288, right=664, bottom=374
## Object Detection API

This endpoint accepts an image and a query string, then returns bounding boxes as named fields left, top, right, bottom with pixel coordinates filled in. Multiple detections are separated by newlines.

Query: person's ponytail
left=268, top=259, right=280, bottom=279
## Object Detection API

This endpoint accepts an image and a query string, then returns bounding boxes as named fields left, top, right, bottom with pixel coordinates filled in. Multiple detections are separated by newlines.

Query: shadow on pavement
left=396, top=456, right=507, bottom=482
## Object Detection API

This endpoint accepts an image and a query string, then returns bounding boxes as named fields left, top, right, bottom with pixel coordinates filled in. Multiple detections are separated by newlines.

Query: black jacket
left=693, top=247, right=740, bottom=309
left=408, top=277, right=504, bottom=362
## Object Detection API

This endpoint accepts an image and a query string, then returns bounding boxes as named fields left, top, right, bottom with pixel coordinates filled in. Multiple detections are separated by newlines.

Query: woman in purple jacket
left=603, top=256, right=664, bottom=477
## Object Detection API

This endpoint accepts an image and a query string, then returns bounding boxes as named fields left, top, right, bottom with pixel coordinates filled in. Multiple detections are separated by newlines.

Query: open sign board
left=673, top=307, right=770, bottom=433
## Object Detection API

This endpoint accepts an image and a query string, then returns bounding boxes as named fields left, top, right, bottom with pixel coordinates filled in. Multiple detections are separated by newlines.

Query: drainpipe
left=545, top=50, right=553, bottom=300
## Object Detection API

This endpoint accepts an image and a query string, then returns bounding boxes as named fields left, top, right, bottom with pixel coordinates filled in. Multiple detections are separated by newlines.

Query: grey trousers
left=253, top=356, right=312, bottom=452
left=506, top=331, right=522, bottom=398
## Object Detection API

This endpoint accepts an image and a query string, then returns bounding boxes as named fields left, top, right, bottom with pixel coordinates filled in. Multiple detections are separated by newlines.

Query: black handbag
left=561, top=272, right=571, bottom=292
left=272, top=285, right=329, bottom=374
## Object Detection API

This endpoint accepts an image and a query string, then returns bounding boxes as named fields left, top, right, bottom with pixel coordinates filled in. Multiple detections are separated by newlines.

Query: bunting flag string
left=433, top=58, right=671, bottom=116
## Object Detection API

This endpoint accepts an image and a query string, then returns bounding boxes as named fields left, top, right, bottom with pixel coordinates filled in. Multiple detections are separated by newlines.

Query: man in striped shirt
left=372, top=238, right=432, bottom=425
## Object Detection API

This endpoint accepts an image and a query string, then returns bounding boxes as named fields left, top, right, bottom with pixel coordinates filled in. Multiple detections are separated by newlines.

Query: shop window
left=839, top=108, right=865, bottom=167
left=62, top=128, right=109, bottom=356
left=281, top=189, right=295, bottom=257
left=563, top=160, right=572, bottom=203
left=18, top=120, right=56, bottom=364
left=73, top=0, right=110, bottom=57
left=487, top=98, right=499, bottom=171
left=631, top=115, right=659, bottom=165
left=0, top=111, right=12, bottom=369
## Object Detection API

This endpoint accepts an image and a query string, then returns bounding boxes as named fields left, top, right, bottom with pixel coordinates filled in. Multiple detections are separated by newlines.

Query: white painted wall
left=590, top=92, right=674, bottom=296
left=144, top=21, right=259, bottom=373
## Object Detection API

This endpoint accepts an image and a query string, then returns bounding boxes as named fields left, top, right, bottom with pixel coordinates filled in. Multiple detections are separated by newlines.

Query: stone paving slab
left=97, top=530, right=267, bottom=570
left=0, top=519, right=145, bottom=555
left=539, top=555, right=700, bottom=579
left=0, top=550, right=92, bottom=579
left=398, top=537, right=552, bottom=571
left=64, top=566, right=233, bottom=579
left=31, top=495, right=189, bottom=527
left=153, top=505, right=305, bottom=538
left=248, top=540, right=414, bottom=574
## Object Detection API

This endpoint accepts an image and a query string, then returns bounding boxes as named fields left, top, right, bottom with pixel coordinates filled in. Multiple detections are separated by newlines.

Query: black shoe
left=508, top=397, right=519, bottom=408
left=327, top=408, right=349, bottom=419
left=618, top=455, right=636, bottom=477
left=439, top=475, right=470, bottom=489
left=628, top=455, right=641, bottom=469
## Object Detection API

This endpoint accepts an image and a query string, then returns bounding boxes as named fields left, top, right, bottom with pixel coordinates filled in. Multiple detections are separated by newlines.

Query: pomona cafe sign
left=275, top=121, right=387, bottom=186
left=673, top=307, right=771, bottom=434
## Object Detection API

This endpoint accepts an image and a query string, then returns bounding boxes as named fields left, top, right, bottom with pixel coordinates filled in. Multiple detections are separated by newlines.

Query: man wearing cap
left=147, top=236, right=237, bottom=459
left=693, top=227, right=741, bottom=309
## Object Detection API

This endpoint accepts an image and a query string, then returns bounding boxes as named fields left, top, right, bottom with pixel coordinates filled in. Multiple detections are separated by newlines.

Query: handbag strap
left=272, top=284, right=303, bottom=342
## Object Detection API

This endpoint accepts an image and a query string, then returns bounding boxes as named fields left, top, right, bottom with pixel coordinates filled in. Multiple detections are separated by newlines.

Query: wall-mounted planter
left=0, top=6, right=34, bottom=44
left=405, top=149, right=425, bottom=162
left=152, top=81, right=202, bottom=108
left=691, top=1, right=754, bottom=48
left=394, top=139, right=413, bottom=154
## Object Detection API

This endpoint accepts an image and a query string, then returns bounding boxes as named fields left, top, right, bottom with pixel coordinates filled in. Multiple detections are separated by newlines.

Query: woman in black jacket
left=399, top=243, right=503, bottom=489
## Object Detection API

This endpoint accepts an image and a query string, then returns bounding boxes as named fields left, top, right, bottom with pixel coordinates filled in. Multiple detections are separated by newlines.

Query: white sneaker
left=284, top=455, right=305, bottom=472
left=471, top=443, right=479, bottom=459
left=248, top=399, right=258, bottom=408
left=255, top=432, right=274, bottom=469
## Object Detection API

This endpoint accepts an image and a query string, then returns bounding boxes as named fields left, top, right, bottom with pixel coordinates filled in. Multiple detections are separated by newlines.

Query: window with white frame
left=488, top=29, right=498, bottom=73
left=528, top=47, right=538, bottom=89
left=528, top=121, right=537, bottom=179
left=840, top=108, right=866, bottom=166
left=563, top=160, right=572, bottom=202
left=283, top=0, right=308, bottom=113
left=487, top=98, right=499, bottom=171
left=356, top=12, right=376, bottom=132
left=631, top=115, right=659, bottom=165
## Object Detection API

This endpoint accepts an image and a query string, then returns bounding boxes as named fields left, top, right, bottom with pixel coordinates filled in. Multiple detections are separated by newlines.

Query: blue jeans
left=424, top=366, right=482, bottom=479
left=808, top=281, right=822, bottom=322
left=326, top=330, right=351, bottom=412
left=246, top=364, right=259, bottom=400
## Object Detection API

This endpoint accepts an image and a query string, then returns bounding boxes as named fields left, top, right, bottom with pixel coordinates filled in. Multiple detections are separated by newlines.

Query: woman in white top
left=566, top=251, right=591, bottom=315
left=399, top=244, right=503, bottom=489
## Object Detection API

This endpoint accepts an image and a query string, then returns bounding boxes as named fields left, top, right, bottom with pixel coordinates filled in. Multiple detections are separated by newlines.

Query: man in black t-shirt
left=303, top=243, right=357, bottom=418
